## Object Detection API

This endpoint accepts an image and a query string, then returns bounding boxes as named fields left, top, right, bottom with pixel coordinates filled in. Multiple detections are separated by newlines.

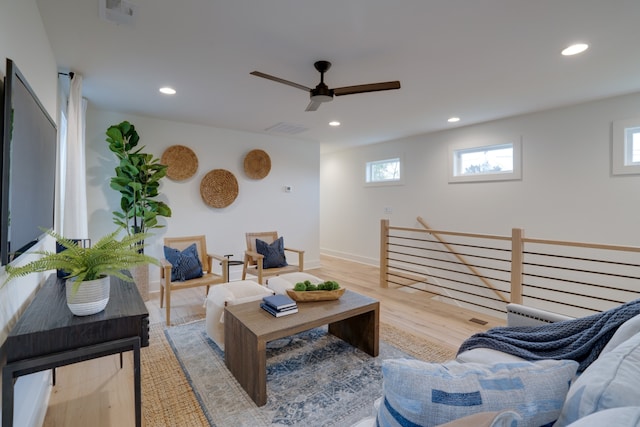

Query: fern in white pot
left=3, top=228, right=158, bottom=315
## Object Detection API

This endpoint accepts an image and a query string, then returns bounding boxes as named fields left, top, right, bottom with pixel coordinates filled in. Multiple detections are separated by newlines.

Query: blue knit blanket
left=457, top=299, right=640, bottom=372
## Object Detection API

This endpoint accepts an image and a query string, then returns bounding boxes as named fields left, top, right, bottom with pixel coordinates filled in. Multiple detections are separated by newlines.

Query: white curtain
left=55, top=76, right=67, bottom=235
left=58, top=73, right=88, bottom=240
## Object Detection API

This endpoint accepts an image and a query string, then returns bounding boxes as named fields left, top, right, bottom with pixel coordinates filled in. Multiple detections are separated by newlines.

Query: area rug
left=141, top=320, right=210, bottom=426
left=141, top=320, right=456, bottom=426
left=162, top=320, right=455, bottom=427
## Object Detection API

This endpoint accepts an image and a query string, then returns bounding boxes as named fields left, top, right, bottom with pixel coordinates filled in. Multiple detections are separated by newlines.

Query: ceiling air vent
left=99, top=0, right=135, bottom=25
left=264, top=122, right=309, bottom=135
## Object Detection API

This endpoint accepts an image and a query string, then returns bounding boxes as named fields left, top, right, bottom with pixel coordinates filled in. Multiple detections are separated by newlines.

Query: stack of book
left=261, top=294, right=298, bottom=317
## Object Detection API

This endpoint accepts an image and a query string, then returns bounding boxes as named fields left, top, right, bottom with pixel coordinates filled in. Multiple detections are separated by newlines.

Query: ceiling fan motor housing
left=310, top=84, right=334, bottom=102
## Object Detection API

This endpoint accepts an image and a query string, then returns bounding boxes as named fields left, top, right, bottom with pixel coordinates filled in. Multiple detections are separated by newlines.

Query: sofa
left=353, top=303, right=640, bottom=427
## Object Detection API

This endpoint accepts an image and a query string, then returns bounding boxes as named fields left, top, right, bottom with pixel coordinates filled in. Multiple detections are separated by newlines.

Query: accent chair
left=241, top=231, right=304, bottom=284
left=160, top=235, right=228, bottom=325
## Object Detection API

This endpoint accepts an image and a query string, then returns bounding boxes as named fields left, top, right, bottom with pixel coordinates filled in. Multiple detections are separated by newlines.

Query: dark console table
left=2, top=274, right=149, bottom=427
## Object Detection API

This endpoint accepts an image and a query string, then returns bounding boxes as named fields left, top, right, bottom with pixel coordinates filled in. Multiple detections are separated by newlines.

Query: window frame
left=612, top=117, right=640, bottom=175
left=448, top=138, right=522, bottom=183
left=364, top=156, right=404, bottom=187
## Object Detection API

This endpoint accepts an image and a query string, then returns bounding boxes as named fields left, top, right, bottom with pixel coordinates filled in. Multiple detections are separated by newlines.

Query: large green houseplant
left=105, top=121, right=172, bottom=237
left=3, top=228, right=158, bottom=315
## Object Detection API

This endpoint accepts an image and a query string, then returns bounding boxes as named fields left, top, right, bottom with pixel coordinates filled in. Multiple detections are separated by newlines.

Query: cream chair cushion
left=205, top=280, right=274, bottom=350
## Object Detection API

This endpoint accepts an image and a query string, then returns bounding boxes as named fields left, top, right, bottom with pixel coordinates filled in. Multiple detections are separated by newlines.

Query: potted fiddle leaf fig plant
left=3, top=228, right=159, bottom=316
left=106, top=120, right=171, bottom=301
left=105, top=121, right=172, bottom=239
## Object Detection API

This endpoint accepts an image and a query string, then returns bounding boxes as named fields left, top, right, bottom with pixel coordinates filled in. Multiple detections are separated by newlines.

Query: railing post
left=510, top=228, right=524, bottom=304
left=380, top=219, right=389, bottom=288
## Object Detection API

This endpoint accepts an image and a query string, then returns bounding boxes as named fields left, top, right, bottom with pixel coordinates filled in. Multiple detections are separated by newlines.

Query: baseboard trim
left=319, top=249, right=378, bottom=267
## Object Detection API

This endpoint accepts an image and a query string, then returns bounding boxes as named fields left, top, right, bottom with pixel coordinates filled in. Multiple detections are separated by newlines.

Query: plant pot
left=66, top=276, right=111, bottom=316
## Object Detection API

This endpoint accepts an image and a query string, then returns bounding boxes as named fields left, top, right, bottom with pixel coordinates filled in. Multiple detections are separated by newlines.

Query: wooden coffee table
left=224, top=289, right=379, bottom=406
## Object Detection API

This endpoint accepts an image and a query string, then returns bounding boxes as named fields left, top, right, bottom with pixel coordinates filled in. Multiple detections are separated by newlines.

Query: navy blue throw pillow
left=163, top=243, right=204, bottom=281
left=255, top=236, right=288, bottom=269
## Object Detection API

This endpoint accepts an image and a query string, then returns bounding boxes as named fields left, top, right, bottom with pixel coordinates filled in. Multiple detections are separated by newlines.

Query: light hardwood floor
left=43, top=255, right=505, bottom=426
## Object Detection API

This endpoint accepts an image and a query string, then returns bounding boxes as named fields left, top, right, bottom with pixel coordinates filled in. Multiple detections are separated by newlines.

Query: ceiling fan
left=250, top=60, right=401, bottom=111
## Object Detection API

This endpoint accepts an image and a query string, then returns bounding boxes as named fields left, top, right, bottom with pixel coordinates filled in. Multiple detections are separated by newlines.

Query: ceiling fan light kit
left=251, top=60, right=401, bottom=111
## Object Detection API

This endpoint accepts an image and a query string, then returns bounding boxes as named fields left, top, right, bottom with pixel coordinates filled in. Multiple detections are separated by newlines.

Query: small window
left=613, top=118, right=640, bottom=175
left=455, top=144, right=513, bottom=175
left=627, top=127, right=640, bottom=164
left=365, top=157, right=402, bottom=185
left=448, top=139, right=522, bottom=183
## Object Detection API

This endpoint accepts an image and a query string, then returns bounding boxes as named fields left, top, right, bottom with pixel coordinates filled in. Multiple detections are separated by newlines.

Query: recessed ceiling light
left=329, top=121, right=341, bottom=127
left=447, top=117, right=460, bottom=123
left=561, top=43, right=589, bottom=56
left=159, top=87, right=176, bottom=95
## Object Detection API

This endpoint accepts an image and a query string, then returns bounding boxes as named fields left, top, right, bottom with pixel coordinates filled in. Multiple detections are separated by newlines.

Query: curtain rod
left=58, top=71, right=75, bottom=79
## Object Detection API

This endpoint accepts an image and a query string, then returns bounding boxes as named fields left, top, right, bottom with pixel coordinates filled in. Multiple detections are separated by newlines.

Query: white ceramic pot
left=66, top=276, right=111, bottom=316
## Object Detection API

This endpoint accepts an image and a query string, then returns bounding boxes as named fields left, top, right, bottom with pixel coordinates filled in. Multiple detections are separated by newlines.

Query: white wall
left=0, top=1, right=58, bottom=425
left=85, top=109, right=321, bottom=287
left=321, top=92, right=640, bottom=265
left=2, top=1, right=638, bottom=422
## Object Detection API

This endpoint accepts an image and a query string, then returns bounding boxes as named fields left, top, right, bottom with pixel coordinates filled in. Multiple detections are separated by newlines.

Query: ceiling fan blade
left=333, top=81, right=401, bottom=96
left=305, top=99, right=323, bottom=112
left=250, top=71, right=311, bottom=92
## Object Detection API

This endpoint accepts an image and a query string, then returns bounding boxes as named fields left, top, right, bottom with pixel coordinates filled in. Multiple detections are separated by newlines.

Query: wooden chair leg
left=165, top=286, right=171, bottom=326
left=242, top=257, right=249, bottom=280
left=257, top=260, right=264, bottom=284
left=159, top=283, right=165, bottom=308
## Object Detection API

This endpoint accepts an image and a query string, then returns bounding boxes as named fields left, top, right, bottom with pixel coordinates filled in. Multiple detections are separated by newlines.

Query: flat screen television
left=0, top=58, right=57, bottom=265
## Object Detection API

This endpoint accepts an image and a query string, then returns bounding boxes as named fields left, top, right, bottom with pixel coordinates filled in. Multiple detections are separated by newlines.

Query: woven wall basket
left=161, top=145, right=198, bottom=181
left=243, top=149, right=271, bottom=179
left=200, top=169, right=239, bottom=208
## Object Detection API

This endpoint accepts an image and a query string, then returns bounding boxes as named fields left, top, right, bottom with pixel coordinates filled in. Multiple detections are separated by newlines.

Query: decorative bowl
left=286, top=288, right=345, bottom=302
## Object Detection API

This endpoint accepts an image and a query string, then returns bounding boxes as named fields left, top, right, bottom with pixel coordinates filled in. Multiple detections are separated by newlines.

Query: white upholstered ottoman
left=205, top=280, right=274, bottom=350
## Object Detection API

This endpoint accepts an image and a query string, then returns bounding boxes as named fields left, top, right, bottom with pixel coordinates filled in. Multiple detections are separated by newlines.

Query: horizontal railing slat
left=381, top=219, right=640, bottom=319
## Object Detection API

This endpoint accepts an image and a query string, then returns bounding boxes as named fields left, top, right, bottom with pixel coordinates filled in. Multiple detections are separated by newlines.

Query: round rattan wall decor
left=200, top=169, right=239, bottom=208
left=243, top=149, right=271, bottom=179
left=161, top=145, right=198, bottom=181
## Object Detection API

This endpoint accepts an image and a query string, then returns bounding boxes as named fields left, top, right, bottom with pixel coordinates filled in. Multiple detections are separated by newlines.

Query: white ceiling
left=36, top=0, right=640, bottom=153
